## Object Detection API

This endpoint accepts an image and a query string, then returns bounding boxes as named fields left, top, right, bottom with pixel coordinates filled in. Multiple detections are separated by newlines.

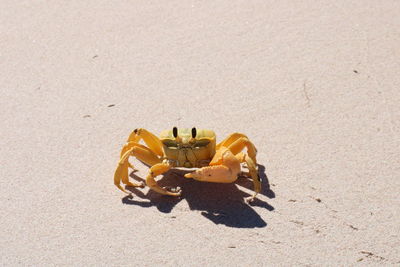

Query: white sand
left=1, top=0, right=399, bottom=265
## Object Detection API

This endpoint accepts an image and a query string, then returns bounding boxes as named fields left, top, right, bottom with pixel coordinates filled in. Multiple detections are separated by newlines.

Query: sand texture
left=1, top=0, right=399, bottom=266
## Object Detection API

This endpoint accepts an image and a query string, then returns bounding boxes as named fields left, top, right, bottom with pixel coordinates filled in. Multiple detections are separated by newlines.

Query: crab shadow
left=122, top=164, right=275, bottom=228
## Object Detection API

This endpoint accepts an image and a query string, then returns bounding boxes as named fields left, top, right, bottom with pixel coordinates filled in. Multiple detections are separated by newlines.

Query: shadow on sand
left=122, top=164, right=275, bottom=228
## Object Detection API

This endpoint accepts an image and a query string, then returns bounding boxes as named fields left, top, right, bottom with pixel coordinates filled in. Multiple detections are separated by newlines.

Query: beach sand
left=1, top=1, right=399, bottom=265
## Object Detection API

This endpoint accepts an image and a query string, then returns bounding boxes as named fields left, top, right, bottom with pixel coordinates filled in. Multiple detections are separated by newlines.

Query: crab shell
left=159, top=128, right=216, bottom=168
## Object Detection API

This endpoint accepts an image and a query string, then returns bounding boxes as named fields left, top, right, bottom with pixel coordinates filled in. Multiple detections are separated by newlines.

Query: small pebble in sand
left=349, top=225, right=358, bottom=230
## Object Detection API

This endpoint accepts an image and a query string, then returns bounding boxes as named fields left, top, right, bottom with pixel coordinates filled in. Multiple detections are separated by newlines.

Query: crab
left=114, top=127, right=261, bottom=201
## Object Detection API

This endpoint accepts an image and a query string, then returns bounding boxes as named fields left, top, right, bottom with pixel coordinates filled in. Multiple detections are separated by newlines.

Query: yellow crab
left=114, top=127, right=261, bottom=201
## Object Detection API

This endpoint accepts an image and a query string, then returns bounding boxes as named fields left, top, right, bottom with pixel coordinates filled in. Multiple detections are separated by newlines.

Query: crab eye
left=173, top=127, right=178, bottom=138
left=191, top=127, right=197, bottom=138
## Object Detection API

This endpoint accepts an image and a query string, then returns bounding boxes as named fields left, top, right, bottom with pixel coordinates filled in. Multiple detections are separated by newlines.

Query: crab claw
left=184, top=165, right=237, bottom=183
left=185, top=147, right=241, bottom=183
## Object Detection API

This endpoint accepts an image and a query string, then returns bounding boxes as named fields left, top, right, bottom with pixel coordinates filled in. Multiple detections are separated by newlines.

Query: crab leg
left=120, top=142, right=157, bottom=162
left=235, top=153, right=261, bottom=201
left=225, top=137, right=257, bottom=164
left=127, top=128, right=164, bottom=156
left=114, top=145, right=162, bottom=194
left=114, top=144, right=181, bottom=196
left=216, top=132, right=249, bottom=150
left=121, top=128, right=164, bottom=170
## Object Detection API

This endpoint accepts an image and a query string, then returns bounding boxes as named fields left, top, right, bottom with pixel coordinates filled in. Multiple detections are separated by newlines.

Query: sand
left=1, top=0, right=399, bottom=265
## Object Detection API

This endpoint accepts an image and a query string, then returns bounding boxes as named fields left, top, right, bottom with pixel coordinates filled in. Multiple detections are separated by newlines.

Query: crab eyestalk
left=188, top=127, right=199, bottom=145
left=172, top=126, right=181, bottom=143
